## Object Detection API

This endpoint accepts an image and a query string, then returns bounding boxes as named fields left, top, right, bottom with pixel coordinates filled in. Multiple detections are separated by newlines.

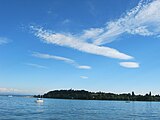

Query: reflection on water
left=35, top=102, right=44, bottom=113
left=0, top=96, right=160, bottom=120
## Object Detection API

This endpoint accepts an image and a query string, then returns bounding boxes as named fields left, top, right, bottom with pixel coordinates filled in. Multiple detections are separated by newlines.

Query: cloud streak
left=30, top=0, right=160, bottom=67
left=31, top=27, right=133, bottom=60
left=0, top=37, right=10, bottom=45
left=119, top=62, right=140, bottom=68
left=32, top=52, right=91, bottom=70
left=25, top=63, right=48, bottom=69
left=80, top=76, right=88, bottom=79
left=93, top=0, right=160, bottom=45
left=78, top=65, right=91, bottom=69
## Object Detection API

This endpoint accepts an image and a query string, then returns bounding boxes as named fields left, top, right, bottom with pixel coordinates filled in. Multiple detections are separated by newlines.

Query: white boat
left=35, top=98, right=44, bottom=103
left=8, top=95, right=13, bottom=97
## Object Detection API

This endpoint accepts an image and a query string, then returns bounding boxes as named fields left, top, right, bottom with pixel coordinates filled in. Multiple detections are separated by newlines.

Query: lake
left=1, top=96, right=160, bottom=120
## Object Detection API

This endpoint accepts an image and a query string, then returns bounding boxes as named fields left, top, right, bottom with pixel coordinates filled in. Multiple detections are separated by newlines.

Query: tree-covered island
left=34, top=89, right=160, bottom=102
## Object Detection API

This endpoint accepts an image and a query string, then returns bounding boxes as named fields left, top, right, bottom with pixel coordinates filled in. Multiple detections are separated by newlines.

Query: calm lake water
left=1, top=96, right=160, bottom=120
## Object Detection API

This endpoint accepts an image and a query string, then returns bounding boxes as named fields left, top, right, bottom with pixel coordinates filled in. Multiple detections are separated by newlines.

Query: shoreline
left=34, top=89, right=160, bottom=102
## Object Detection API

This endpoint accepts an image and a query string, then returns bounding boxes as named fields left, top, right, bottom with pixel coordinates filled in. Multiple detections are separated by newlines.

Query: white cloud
left=78, top=65, right=91, bottom=69
left=82, top=28, right=104, bottom=40
left=119, top=62, right=140, bottom=68
left=29, top=0, right=160, bottom=68
left=31, top=26, right=133, bottom=60
left=80, top=76, right=88, bottom=79
left=32, top=52, right=75, bottom=64
left=126, top=26, right=153, bottom=36
left=94, top=0, right=160, bottom=45
left=25, top=63, right=48, bottom=69
left=30, top=0, right=160, bottom=66
left=32, top=52, right=91, bottom=70
left=0, top=37, right=9, bottom=45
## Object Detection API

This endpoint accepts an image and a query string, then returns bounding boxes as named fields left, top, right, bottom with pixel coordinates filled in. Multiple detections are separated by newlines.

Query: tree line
left=34, top=89, right=160, bottom=101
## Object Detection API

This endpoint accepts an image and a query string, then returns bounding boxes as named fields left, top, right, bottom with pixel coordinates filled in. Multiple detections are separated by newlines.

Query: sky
left=0, top=0, right=160, bottom=95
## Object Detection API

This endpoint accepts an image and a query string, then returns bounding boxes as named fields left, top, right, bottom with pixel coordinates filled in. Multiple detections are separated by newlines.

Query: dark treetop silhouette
left=34, top=89, right=160, bottom=102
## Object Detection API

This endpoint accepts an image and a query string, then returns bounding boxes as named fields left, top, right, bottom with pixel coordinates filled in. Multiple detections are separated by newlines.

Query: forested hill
left=35, top=89, right=160, bottom=101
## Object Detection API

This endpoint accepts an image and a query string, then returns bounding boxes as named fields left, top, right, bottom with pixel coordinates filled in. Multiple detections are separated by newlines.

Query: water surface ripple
left=0, top=96, right=160, bottom=120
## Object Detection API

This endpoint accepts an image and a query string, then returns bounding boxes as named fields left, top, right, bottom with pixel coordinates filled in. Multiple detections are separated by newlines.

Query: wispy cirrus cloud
left=93, top=0, right=160, bottom=45
left=0, top=37, right=10, bottom=45
left=30, top=0, right=160, bottom=68
left=32, top=52, right=91, bottom=70
left=81, top=28, right=104, bottom=41
left=78, top=65, right=91, bottom=69
left=25, top=63, right=48, bottom=69
left=80, top=76, right=88, bottom=79
left=32, top=52, right=74, bottom=64
left=119, top=62, right=140, bottom=68
left=31, top=26, right=133, bottom=60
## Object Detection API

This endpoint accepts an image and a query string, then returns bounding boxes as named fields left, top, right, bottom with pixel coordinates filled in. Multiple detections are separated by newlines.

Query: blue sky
left=0, top=0, right=160, bottom=95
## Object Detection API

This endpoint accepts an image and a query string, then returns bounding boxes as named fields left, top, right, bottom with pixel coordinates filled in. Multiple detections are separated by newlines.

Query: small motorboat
left=35, top=98, right=44, bottom=103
